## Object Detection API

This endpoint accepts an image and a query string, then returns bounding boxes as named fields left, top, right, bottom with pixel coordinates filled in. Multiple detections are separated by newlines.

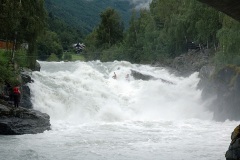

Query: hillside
left=45, top=0, right=134, bottom=35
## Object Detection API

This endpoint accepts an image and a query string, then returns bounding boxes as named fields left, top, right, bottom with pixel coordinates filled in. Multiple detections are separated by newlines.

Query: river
left=0, top=61, right=238, bottom=160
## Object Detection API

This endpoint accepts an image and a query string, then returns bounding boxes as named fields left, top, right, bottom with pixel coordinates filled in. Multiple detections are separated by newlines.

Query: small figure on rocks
left=13, top=85, right=21, bottom=108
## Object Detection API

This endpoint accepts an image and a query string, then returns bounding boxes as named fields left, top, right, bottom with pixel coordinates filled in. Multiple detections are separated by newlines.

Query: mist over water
left=29, top=61, right=212, bottom=123
left=0, top=61, right=238, bottom=160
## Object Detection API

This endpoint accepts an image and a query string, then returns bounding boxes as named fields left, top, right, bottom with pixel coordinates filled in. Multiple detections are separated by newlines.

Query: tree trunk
left=28, top=39, right=37, bottom=70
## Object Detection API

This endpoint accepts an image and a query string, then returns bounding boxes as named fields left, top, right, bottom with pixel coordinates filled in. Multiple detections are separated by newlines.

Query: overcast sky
left=86, top=0, right=153, bottom=9
left=128, top=0, right=152, bottom=9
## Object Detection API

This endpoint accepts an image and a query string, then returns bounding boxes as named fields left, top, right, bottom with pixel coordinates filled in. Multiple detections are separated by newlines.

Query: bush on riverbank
left=0, top=49, right=28, bottom=87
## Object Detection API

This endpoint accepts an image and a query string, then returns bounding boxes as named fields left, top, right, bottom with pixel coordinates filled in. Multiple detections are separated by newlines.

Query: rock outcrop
left=0, top=102, right=50, bottom=135
left=171, top=49, right=211, bottom=76
left=225, top=125, right=240, bottom=160
left=20, top=72, right=34, bottom=109
left=131, top=70, right=175, bottom=84
left=169, top=49, right=240, bottom=121
left=199, top=65, right=240, bottom=121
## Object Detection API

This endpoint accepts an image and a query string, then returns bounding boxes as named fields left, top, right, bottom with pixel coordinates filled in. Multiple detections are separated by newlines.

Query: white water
left=0, top=61, right=238, bottom=160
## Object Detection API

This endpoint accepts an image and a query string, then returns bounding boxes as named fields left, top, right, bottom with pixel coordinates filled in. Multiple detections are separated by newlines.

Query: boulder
left=200, top=65, right=240, bottom=121
left=35, top=61, right=41, bottom=72
left=171, top=49, right=211, bottom=76
left=20, top=72, right=33, bottom=109
left=0, top=103, right=51, bottom=135
left=225, top=125, right=240, bottom=160
left=131, top=70, right=155, bottom=81
left=198, top=65, right=216, bottom=99
left=20, top=85, right=32, bottom=109
left=131, top=70, right=175, bottom=84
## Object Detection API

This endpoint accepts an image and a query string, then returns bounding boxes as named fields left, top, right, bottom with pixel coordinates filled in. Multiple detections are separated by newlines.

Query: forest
left=85, top=0, right=240, bottom=70
left=1, top=0, right=240, bottom=86
left=45, top=0, right=133, bottom=34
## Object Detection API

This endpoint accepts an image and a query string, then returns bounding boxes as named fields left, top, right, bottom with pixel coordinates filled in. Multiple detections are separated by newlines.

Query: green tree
left=96, top=8, right=124, bottom=49
left=0, top=0, right=22, bottom=49
left=37, top=30, right=63, bottom=60
left=124, top=10, right=139, bottom=62
left=84, top=29, right=100, bottom=60
left=0, top=0, right=46, bottom=69
left=48, top=15, right=83, bottom=51
left=19, top=0, right=46, bottom=69
left=216, top=16, right=240, bottom=68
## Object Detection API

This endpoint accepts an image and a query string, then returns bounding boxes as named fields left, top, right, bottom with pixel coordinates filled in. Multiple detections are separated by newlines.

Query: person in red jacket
left=13, top=86, right=21, bottom=108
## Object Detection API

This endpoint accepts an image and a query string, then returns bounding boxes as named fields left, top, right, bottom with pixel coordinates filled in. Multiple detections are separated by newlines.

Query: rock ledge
left=0, top=103, right=51, bottom=135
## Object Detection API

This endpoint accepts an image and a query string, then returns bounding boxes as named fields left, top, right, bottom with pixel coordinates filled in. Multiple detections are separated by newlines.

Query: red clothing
left=13, top=87, right=20, bottom=95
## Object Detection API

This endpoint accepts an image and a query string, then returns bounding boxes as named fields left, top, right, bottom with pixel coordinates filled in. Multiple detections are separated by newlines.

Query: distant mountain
left=45, top=0, right=134, bottom=35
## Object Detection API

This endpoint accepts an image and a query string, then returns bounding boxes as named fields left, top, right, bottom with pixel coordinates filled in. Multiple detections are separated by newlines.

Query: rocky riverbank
left=0, top=66, right=51, bottom=135
left=0, top=100, right=50, bottom=135
left=170, top=49, right=212, bottom=76
left=169, top=48, right=240, bottom=159
left=169, top=48, right=240, bottom=122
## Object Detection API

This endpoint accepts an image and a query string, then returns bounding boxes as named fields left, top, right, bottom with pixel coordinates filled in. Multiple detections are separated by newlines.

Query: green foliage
left=0, top=0, right=47, bottom=69
left=37, top=30, right=63, bottom=60
left=0, top=50, right=20, bottom=86
left=63, top=52, right=72, bottom=61
left=85, top=0, right=224, bottom=65
left=45, top=0, right=132, bottom=35
left=100, top=45, right=126, bottom=62
left=47, top=53, right=59, bottom=61
left=215, top=16, right=240, bottom=68
left=0, top=0, right=21, bottom=40
left=14, top=49, right=28, bottom=68
left=71, top=54, right=85, bottom=61
left=0, top=50, right=10, bottom=64
left=83, top=8, right=124, bottom=61
left=47, top=15, right=83, bottom=51
left=96, top=8, right=124, bottom=49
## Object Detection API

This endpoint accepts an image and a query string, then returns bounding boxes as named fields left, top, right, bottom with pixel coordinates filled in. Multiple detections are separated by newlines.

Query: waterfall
left=29, top=61, right=212, bottom=124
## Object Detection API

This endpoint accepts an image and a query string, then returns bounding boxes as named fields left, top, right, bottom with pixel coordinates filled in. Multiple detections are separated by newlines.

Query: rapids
left=0, top=61, right=238, bottom=160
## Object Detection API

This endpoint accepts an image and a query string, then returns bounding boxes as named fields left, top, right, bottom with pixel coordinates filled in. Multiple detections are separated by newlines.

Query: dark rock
left=212, top=66, right=240, bottom=121
left=131, top=70, right=155, bottom=81
left=171, top=49, right=211, bottom=76
left=225, top=138, right=240, bottom=160
left=20, top=85, right=32, bottom=109
left=21, top=73, right=34, bottom=85
left=200, top=65, right=240, bottom=121
left=0, top=103, right=51, bottom=135
left=20, top=73, right=33, bottom=109
left=131, top=70, right=175, bottom=84
left=225, top=125, right=240, bottom=160
left=198, top=65, right=216, bottom=99
left=35, top=61, right=41, bottom=71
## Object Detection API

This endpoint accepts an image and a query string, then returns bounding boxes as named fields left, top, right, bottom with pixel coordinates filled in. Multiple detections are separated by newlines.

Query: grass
left=71, top=54, right=85, bottom=61
left=0, top=49, right=11, bottom=63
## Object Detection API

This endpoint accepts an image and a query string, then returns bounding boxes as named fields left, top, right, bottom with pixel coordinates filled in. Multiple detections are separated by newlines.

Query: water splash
left=29, top=61, right=212, bottom=124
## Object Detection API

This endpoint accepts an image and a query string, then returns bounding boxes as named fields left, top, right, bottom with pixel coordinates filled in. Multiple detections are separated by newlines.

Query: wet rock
left=131, top=70, right=175, bottom=84
left=20, top=85, right=32, bottom=109
left=131, top=70, right=155, bottom=81
left=20, top=73, right=33, bottom=109
left=35, top=61, right=41, bottom=72
left=197, top=65, right=216, bottom=99
left=21, top=73, right=34, bottom=85
left=225, top=125, right=240, bottom=160
left=200, top=65, right=240, bottom=121
left=171, top=49, right=211, bottom=76
left=0, top=103, right=51, bottom=135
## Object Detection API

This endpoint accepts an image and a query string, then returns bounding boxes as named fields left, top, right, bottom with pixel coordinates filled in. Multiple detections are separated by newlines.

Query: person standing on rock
left=13, top=85, right=21, bottom=108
